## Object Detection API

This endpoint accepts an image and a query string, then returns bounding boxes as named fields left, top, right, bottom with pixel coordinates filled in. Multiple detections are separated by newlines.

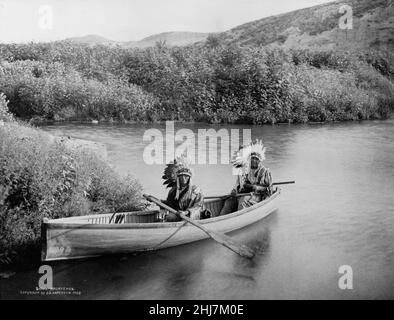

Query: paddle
left=109, top=212, right=119, bottom=224
left=143, top=194, right=255, bottom=259
left=205, top=180, right=295, bottom=200
left=204, top=193, right=253, bottom=201
left=109, top=212, right=117, bottom=224
left=272, top=180, right=295, bottom=186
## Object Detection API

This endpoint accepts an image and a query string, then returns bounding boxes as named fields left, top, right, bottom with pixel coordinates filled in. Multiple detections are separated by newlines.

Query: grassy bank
left=0, top=42, right=393, bottom=124
left=0, top=95, right=145, bottom=269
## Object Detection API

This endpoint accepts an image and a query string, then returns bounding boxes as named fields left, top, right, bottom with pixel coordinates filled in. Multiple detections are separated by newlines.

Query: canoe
left=41, top=189, right=281, bottom=261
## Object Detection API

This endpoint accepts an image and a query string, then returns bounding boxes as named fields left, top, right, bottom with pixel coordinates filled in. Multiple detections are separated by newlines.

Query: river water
left=2, top=120, right=394, bottom=299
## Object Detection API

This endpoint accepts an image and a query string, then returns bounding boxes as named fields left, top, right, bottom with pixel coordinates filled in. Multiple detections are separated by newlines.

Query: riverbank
left=0, top=101, right=145, bottom=271
left=28, top=109, right=394, bottom=127
left=48, top=135, right=108, bottom=161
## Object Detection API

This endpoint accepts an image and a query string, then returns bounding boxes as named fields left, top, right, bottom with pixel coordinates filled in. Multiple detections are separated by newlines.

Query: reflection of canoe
left=41, top=189, right=280, bottom=261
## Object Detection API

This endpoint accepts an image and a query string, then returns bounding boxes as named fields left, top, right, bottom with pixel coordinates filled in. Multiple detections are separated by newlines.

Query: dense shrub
left=0, top=42, right=129, bottom=81
left=0, top=121, right=145, bottom=268
left=288, top=64, right=380, bottom=122
left=0, top=42, right=393, bottom=123
left=0, top=60, right=157, bottom=121
left=291, top=49, right=357, bottom=72
left=0, top=93, right=13, bottom=122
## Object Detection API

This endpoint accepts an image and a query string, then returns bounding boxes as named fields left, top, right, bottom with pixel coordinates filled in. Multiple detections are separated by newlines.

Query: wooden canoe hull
left=42, top=189, right=280, bottom=261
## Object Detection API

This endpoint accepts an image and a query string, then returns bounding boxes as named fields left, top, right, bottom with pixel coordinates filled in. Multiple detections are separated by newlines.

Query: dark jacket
left=164, top=184, right=204, bottom=220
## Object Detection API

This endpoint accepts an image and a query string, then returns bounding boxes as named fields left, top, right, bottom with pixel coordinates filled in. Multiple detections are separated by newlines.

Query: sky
left=0, top=0, right=333, bottom=43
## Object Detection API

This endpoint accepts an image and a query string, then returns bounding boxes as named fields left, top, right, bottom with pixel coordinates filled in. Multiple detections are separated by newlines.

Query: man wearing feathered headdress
left=218, top=140, right=273, bottom=216
left=161, top=156, right=205, bottom=222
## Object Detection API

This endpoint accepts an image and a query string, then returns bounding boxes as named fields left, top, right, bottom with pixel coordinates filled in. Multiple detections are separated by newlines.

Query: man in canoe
left=218, top=140, right=273, bottom=216
left=161, top=156, right=205, bottom=222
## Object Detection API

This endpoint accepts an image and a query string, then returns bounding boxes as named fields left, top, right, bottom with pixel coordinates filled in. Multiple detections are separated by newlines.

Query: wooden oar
left=205, top=193, right=251, bottom=200
left=205, top=181, right=295, bottom=200
left=109, top=211, right=119, bottom=224
left=143, top=194, right=255, bottom=259
left=271, top=180, right=295, bottom=186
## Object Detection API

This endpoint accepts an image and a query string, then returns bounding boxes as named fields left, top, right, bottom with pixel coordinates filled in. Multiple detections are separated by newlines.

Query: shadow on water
left=227, top=213, right=276, bottom=279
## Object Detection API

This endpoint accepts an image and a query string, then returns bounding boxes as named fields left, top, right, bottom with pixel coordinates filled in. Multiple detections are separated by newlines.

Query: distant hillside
left=66, top=32, right=208, bottom=48
left=65, top=34, right=116, bottom=46
left=215, top=0, right=394, bottom=51
left=125, top=32, right=209, bottom=48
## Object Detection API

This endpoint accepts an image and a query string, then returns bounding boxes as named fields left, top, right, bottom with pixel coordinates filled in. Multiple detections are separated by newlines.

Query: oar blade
left=207, top=231, right=255, bottom=259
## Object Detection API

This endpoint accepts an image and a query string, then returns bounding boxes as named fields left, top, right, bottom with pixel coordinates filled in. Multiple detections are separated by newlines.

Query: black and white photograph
left=0, top=0, right=393, bottom=305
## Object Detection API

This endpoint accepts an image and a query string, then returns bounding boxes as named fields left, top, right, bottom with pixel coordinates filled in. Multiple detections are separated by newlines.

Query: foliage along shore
left=0, top=42, right=393, bottom=125
left=0, top=95, right=145, bottom=270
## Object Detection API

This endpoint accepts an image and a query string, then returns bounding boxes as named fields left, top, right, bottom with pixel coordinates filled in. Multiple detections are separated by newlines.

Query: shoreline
left=49, top=135, right=108, bottom=160
left=30, top=115, right=393, bottom=127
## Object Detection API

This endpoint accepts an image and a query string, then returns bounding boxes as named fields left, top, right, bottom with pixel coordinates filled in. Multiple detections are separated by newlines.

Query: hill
left=215, top=0, right=394, bottom=51
left=63, top=1, right=394, bottom=51
left=65, top=34, right=116, bottom=46
left=125, top=31, right=208, bottom=48
left=66, top=31, right=209, bottom=48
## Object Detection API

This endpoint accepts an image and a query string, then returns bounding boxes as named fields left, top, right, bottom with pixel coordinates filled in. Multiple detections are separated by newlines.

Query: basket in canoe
left=41, top=189, right=281, bottom=261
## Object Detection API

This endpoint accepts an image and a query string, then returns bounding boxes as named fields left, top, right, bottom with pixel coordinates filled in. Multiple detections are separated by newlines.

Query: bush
left=291, top=49, right=356, bottom=72
left=0, top=93, right=13, bottom=122
left=0, top=121, right=145, bottom=268
left=0, top=42, right=393, bottom=123
left=0, top=60, right=157, bottom=121
left=288, top=64, right=381, bottom=122
left=123, top=45, right=394, bottom=124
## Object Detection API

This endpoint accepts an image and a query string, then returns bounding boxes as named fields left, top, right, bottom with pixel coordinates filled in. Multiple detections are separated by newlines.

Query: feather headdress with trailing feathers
left=162, top=155, right=192, bottom=187
left=231, top=140, right=267, bottom=190
left=231, top=139, right=266, bottom=170
left=162, top=155, right=193, bottom=200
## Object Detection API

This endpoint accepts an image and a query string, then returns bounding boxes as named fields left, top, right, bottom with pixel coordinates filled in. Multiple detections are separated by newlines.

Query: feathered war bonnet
left=231, top=139, right=266, bottom=175
left=162, top=155, right=193, bottom=200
